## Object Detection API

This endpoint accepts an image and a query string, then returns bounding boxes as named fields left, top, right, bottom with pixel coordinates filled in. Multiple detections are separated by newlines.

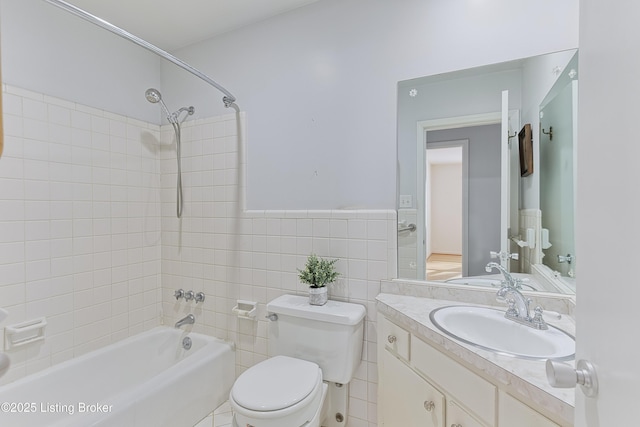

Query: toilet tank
left=266, top=294, right=366, bottom=384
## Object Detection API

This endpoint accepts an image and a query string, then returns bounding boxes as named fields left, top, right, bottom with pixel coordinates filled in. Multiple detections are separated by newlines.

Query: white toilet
left=229, top=294, right=366, bottom=427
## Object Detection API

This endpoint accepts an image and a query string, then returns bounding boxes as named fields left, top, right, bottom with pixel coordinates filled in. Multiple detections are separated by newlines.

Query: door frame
left=416, top=112, right=501, bottom=279
left=425, top=140, right=468, bottom=277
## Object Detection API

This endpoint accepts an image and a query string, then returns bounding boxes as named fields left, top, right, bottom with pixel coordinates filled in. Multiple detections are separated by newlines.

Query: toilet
left=229, top=294, right=366, bottom=427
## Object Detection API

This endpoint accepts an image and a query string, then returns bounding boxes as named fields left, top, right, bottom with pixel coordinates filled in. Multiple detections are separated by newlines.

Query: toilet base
left=322, top=382, right=349, bottom=427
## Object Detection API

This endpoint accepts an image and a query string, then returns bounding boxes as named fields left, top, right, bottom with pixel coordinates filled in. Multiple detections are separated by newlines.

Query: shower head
left=145, top=88, right=175, bottom=123
left=145, top=88, right=162, bottom=104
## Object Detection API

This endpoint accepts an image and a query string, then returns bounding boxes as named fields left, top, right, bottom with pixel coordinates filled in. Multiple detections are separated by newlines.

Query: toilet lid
left=231, top=355, right=321, bottom=412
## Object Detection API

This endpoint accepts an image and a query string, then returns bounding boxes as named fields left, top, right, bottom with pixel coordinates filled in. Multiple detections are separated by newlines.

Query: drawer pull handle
left=387, top=335, right=397, bottom=344
left=423, top=400, right=435, bottom=411
left=451, top=424, right=462, bottom=427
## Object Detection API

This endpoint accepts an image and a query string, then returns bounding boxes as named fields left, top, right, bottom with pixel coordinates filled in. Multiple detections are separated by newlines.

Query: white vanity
left=376, top=281, right=575, bottom=427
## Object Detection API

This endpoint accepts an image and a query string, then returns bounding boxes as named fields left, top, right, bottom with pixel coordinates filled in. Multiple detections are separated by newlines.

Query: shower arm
left=43, top=0, right=237, bottom=108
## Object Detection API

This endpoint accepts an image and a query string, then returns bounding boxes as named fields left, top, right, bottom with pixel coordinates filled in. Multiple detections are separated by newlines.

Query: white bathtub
left=0, top=327, right=235, bottom=427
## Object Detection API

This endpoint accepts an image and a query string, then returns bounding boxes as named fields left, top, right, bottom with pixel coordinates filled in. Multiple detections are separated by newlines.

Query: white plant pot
left=309, top=286, right=328, bottom=306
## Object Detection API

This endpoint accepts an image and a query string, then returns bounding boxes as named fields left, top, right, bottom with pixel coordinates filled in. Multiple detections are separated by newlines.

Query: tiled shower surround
left=1, top=84, right=395, bottom=426
left=0, top=85, right=162, bottom=382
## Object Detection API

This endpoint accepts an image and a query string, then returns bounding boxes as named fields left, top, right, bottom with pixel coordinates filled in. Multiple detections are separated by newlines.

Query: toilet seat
left=229, top=356, right=326, bottom=427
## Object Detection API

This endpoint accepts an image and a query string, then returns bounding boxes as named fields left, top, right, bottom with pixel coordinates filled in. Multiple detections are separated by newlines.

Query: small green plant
left=297, top=254, right=340, bottom=288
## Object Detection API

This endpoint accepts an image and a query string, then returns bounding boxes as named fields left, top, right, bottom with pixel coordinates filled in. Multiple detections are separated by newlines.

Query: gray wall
left=0, top=0, right=161, bottom=123
left=398, top=68, right=522, bottom=201
left=1, top=0, right=579, bottom=209
left=428, top=124, right=501, bottom=276
left=165, top=0, right=579, bottom=210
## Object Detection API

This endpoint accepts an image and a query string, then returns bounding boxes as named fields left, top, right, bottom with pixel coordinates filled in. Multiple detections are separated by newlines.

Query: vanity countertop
left=376, top=292, right=575, bottom=426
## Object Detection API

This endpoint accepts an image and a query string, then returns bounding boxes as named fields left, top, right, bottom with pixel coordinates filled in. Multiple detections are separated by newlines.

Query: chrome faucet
left=174, top=314, right=195, bottom=329
left=486, top=262, right=547, bottom=330
left=485, top=262, right=520, bottom=288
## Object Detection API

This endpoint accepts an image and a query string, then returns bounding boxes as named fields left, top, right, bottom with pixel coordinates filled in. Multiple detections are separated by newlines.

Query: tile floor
left=194, top=401, right=233, bottom=427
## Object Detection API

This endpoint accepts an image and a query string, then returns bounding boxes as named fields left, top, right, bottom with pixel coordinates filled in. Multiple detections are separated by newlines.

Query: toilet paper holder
left=232, top=300, right=257, bottom=320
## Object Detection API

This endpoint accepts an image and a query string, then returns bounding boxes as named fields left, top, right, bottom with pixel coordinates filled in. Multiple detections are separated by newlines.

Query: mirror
left=397, top=49, right=578, bottom=294
left=538, top=53, right=578, bottom=288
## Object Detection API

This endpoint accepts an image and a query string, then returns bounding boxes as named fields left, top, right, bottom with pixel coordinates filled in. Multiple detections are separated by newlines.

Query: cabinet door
left=498, top=391, right=560, bottom=427
left=447, top=399, right=488, bottom=427
left=380, top=348, right=445, bottom=427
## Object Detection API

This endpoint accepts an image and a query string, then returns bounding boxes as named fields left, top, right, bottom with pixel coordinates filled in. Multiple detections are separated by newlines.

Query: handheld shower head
left=145, top=88, right=162, bottom=103
left=145, top=88, right=175, bottom=123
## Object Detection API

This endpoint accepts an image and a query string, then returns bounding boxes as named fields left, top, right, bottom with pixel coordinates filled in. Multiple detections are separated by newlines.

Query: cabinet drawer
left=448, top=399, right=487, bottom=427
left=412, top=336, right=496, bottom=426
left=380, top=316, right=410, bottom=361
left=498, top=391, right=560, bottom=427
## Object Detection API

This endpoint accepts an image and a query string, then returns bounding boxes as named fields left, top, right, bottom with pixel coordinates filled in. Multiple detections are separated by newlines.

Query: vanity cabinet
left=379, top=315, right=490, bottom=427
left=380, top=347, right=445, bottom=426
left=498, top=391, right=560, bottom=427
left=378, top=315, right=567, bottom=427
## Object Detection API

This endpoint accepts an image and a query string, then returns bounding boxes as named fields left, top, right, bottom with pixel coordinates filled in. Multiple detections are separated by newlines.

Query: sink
left=429, top=306, right=575, bottom=360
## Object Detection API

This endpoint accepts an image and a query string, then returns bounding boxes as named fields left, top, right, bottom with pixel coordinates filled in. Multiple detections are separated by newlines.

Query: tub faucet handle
left=195, top=292, right=205, bottom=303
left=184, top=290, right=195, bottom=302
left=174, top=289, right=184, bottom=300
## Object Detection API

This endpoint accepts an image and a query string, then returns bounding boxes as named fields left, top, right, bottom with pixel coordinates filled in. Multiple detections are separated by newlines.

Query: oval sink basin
left=430, top=306, right=574, bottom=360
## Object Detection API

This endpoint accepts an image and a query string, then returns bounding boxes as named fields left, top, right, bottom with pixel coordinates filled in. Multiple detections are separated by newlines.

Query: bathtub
left=0, top=326, right=235, bottom=427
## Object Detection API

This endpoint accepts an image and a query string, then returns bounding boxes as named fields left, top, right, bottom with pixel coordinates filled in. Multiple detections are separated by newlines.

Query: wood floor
left=426, top=253, right=462, bottom=281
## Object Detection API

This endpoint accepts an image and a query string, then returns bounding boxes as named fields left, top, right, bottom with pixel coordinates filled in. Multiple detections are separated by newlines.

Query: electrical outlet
left=399, top=195, right=413, bottom=208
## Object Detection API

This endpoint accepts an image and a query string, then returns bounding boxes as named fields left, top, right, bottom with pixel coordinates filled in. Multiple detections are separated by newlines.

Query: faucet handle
left=195, top=292, right=205, bottom=303
left=490, top=250, right=519, bottom=262
left=532, top=306, right=549, bottom=330
left=174, top=289, right=184, bottom=300
left=506, top=298, right=519, bottom=317
left=184, top=290, right=195, bottom=301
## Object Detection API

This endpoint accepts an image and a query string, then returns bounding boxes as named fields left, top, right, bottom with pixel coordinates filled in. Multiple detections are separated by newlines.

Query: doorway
left=425, top=144, right=465, bottom=280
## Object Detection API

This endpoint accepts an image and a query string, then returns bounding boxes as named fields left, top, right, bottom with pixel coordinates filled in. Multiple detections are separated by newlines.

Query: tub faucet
left=175, top=314, right=195, bottom=329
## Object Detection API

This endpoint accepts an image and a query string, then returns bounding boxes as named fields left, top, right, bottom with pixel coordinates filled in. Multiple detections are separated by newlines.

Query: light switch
left=399, top=195, right=412, bottom=208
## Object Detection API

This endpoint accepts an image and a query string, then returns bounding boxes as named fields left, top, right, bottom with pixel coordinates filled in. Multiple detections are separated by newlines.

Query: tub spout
left=175, top=314, right=195, bottom=329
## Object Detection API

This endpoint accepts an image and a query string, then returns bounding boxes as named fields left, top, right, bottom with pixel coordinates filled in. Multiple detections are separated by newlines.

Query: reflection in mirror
left=397, top=49, right=578, bottom=294
left=538, top=53, right=578, bottom=288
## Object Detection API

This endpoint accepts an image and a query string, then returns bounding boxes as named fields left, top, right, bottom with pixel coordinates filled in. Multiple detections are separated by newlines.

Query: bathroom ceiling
left=63, top=0, right=321, bottom=51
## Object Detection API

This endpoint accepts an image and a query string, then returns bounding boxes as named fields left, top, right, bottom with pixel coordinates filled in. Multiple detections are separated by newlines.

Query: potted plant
left=297, top=254, right=340, bottom=305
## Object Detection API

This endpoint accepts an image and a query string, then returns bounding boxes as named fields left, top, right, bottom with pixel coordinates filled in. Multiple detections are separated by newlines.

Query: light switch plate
left=399, top=195, right=412, bottom=208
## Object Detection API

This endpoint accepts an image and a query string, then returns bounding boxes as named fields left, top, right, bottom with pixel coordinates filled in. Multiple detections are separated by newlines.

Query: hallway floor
left=426, top=253, right=462, bottom=281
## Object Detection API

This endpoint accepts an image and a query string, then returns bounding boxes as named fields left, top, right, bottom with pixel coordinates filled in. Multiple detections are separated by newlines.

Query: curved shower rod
left=43, top=0, right=237, bottom=107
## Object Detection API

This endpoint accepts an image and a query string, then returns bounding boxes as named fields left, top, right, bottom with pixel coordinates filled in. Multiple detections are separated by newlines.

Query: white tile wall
left=1, top=85, right=395, bottom=426
left=0, top=85, right=162, bottom=384
left=159, top=114, right=395, bottom=426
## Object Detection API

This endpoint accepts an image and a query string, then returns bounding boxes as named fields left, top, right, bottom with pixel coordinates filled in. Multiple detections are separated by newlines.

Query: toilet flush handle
left=265, top=313, right=278, bottom=321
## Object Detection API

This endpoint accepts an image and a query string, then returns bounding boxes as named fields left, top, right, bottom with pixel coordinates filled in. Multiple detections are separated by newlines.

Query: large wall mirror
left=397, top=49, right=578, bottom=295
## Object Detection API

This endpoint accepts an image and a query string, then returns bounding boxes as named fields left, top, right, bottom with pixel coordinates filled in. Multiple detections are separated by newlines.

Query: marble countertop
left=376, top=292, right=576, bottom=426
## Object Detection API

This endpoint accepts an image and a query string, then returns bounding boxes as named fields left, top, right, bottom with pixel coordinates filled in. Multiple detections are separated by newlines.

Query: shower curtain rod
left=43, top=0, right=237, bottom=107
